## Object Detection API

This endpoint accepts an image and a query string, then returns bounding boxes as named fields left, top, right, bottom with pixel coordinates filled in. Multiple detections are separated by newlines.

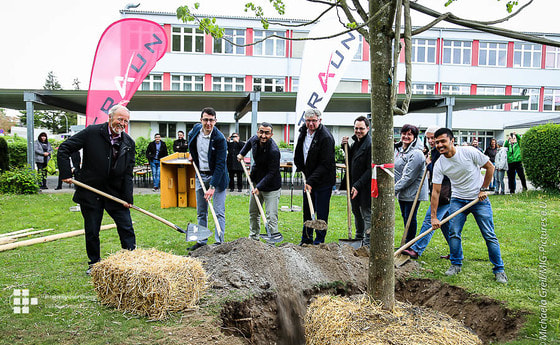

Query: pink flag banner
left=86, top=18, right=168, bottom=126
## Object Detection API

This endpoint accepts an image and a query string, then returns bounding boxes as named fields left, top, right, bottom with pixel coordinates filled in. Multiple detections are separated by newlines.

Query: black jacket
left=227, top=140, right=245, bottom=171
left=146, top=141, right=168, bottom=161
left=173, top=138, right=188, bottom=153
left=57, top=123, right=135, bottom=209
left=294, top=123, right=336, bottom=189
left=187, top=123, right=229, bottom=190
left=428, top=148, right=451, bottom=205
left=348, top=133, right=372, bottom=206
left=239, top=136, right=281, bottom=191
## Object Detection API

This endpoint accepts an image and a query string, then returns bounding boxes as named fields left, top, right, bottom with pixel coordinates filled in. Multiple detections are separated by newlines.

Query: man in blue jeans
left=146, top=133, right=168, bottom=191
left=430, top=128, right=507, bottom=283
left=187, top=107, right=229, bottom=250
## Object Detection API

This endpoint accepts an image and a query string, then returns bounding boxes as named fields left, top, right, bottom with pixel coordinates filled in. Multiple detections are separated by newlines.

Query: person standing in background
left=34, top=132, right=53, bottom=189
left=173, top=130, right=188, bottom=153
left=494, top=139, right=508, bottom=195
left=504, top=132, right=528, bottom=194
left=146, top=133, right=168, bottom=191
left=484, top=138, right=498, bottom=191
left=227, top=133, right=245, bottom=192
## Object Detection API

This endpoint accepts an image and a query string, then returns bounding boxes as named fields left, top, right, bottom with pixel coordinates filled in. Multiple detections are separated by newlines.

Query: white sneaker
left=445, top=265, right=462, bottom=276
left=495, top=272, right=508, bottom=283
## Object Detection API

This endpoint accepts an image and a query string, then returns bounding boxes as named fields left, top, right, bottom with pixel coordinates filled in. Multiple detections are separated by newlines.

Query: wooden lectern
left=159, top=152, right=197, bottom=209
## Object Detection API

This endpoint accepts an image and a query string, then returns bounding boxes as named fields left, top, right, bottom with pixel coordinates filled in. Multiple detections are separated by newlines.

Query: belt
left=200, top=171, right=211, bottom=174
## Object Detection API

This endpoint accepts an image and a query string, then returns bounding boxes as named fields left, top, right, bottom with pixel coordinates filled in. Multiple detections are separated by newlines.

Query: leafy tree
left=178, top=0, right=560, bottom=309
left=0, top=108, right=18, bottom=134
left=19, top=71, right=77, bottom=134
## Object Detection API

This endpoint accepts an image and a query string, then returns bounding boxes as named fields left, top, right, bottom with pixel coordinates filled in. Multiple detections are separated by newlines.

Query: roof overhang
left=0, top=89, right=528, bottom=117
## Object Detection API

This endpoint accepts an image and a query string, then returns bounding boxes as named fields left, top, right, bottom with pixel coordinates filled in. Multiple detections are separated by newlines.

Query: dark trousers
left=507, top=161, right=527, bottom=193
left=228, top=170, right=243, bottom=191
left=399, top=199, right=421, bottom=244
left=302, top=184, right=333, bottom=244
left=80, top=203, right=136, bottom=265
left=36, top=162, right=47, bottom=187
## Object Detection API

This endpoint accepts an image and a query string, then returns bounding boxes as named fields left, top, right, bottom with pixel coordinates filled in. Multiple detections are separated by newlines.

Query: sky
left=0, top=0, right=558, bottom=92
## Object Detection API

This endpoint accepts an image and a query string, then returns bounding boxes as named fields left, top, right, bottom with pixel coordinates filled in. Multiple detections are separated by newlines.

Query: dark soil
left=184, top=238, right=526, bottom=344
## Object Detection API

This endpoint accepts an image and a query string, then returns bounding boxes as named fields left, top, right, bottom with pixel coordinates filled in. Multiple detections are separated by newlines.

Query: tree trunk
left=367, top=0, right=396, bottom=310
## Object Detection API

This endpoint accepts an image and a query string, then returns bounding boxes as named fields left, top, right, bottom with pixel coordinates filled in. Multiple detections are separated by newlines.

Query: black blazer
left=239, top=136, right=281, bottom=191
left=57, top=123, right=136, bottom=209
left=348, top=133, right=372, bottom=206
left=146, top=141, right=168, bottom=161
left=294, top=123, right=336, bottom=189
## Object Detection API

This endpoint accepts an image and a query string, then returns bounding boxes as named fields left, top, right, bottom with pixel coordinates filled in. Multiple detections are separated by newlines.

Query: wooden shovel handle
left=70, top=179, right=179, bottom=230
left=400, top=167, right=429, bottom=246
left=240, top=160, right=268, bottom=226
left=394, top=198, right=479, bottom=256
left=191, top=160, right=223, bottom=238
left=344, top=143, right=352, bottom=239
left=301, top=172, right=316, bottom=217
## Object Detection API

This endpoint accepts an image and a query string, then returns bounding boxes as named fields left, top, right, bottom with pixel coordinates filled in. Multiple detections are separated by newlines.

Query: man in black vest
left=58, top=105, right=136, bottom=274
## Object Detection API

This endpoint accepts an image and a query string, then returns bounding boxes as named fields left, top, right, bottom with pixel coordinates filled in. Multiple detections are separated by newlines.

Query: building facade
left=121, top=9, right=560, bottom=148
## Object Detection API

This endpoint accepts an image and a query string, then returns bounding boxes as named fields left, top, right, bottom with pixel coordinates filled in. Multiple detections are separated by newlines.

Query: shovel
left=240, top=160, right=283, bottom=243
left=191, top=160, right=224, bottom=240
left=338, top=143, right=362, bottom=249
left=395, top=167, right=428, bottom=267
left=301, top=172, right=328, bottom=231
left=394, top=199, right=480, bottom=262
left=70, top=179, right=212, bottom=242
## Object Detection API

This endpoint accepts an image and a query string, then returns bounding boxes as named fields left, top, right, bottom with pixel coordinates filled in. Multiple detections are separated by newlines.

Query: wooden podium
left=160, top=152, right=197, bottom=209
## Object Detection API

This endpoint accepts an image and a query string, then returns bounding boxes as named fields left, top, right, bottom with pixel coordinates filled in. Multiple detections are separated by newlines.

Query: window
left=411, top=83, right=435, bottom=95
left=171, top=26, right=204, bottom=53
left=543, top=89, right=560, bottom=111
left=212, top=76, right=244, bottom=91
left=171, top=75, right=204, bottom=91
left=477, top=86, right=506, bottom=110
left=159, top=123, right=177, bottom=138
left=411, top=39, right=436, bottom=63
left=511, top=88, right=540, bottom=111
left=545, top=46, right=560, bottom=69
left=441, top=84, right=470, bottom=95
left=478, top=42, right=507, bottom=67
left=253, top=77, right=284, bottom=92
left=214, top=29, right=245, bottom=55
left=291, top=78, right=299, bottom=92
left=141, top=74, right=163, bottom=91
left=442, top=40, right=472, bottom=65
left=514, top=43, right=541, bottom=68
left=456, top=130, right=495, bottom=149
left=253, top=30, right=285, bottom=56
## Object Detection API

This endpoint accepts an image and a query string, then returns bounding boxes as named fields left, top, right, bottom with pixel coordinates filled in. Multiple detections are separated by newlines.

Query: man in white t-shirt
left=430, top=128, right=507, bottom=284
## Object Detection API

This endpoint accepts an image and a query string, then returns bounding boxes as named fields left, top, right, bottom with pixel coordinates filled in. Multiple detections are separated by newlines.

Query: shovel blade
left=185, top=223, right=213, bottom=242
left=338, top=239, right=363, bottom=250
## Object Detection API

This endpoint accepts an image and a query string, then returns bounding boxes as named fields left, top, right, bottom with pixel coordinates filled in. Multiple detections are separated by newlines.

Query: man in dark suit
left=294, top=108, right=336, bottom=245
left=341, top=116, right=371, bottom=246
left=227, top=133, right=244, bottom=192
left=55, top=144, right=81, bottom=190
left=146, top=133, right=168, bottom=191
left=173, top=130, right=188, bottom=153
left=58, top=105, right=136, bottom=274
left=187, top=107, right=229, bottom=250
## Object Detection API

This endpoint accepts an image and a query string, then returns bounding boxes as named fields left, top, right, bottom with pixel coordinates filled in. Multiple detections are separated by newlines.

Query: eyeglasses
left=305, top=119, right=319, bottom=123
left=354, top=127, right=367, bottom=131
left=258, top=130, right=271, bottom=135
left=202, top=118, right=216, bottom=123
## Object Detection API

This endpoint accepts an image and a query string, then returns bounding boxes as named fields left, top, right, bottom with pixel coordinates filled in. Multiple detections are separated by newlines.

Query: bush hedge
left=134, top=137, right=175, bottom=167
left=0, top=166, right=40, bottom=194
left=0, top=137, right=9, bottom=172
left=521, top=123, right=560, bottom=191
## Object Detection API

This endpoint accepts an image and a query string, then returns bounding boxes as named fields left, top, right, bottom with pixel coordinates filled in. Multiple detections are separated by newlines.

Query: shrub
left=7, top=135, right=27, bottom=168
left=0, top=166, right=40, bottom=194
left=0, top=137, right=9, bottom=172
left=135, top=136, right=150, bottom=166
left=521, top=123, right=560, bottom=191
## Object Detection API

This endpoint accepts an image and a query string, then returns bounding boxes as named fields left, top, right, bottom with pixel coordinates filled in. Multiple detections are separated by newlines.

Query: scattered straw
left=305, top=295, right=482, bottom=345
left=90, top=248, right=207, bottom=320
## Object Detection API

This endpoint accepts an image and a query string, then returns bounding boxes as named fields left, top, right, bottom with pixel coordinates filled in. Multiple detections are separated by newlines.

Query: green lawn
left=0, top=191, right=558, bottom=344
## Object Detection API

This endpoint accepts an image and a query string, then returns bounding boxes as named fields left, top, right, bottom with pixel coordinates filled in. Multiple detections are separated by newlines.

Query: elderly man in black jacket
left=294, top=108, right=336, bottom=245
left=58, top=105, right=136, bottom=274
left=238, top=122, right=282, bottom=240
left=341, top=116, right=372, bottom=246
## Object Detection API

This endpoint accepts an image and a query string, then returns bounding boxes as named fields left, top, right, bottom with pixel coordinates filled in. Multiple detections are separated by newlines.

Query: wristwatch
left=480, top=187, right=489, bottom=192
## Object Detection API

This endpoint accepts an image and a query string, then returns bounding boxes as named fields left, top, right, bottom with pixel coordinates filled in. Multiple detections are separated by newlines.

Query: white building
left=120, top=9, right=560, bottom=148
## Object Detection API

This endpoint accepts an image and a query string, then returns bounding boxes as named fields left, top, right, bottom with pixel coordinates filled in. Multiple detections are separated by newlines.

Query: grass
left=0, top=191, right=558, bottom=344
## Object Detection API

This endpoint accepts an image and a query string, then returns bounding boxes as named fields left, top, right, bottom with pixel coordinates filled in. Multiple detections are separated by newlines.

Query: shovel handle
left=70, top=179, right=180, bottom=231
left=240, top=160, right=268, bottom=226
left=343, top=143, right=352, bottom=239
left=301, top=172, right=317, bottom=218
left=394, top=198, right=479, bottom=257
left=191, top=160, right=223, bottom=238
left=400, top=167, right=428, bottom=246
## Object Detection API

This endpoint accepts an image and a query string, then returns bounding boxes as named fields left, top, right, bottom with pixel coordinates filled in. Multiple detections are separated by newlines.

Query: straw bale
left=305, top=295, right=482, bottom=345
left=90, top=248, right=207, bottom=320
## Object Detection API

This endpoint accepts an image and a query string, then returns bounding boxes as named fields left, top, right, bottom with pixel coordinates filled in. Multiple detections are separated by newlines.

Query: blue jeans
left=411, top=204, right=450, bottom=256
left=302, top=184, right=333, bottom=244
left=448, top=198, right=504, bottom=273
left=398, top=200, right=421, bottom=244
left=150, top=160, right=160, bottom=188
left=195, top=173, right=226, bottom=244
left=490, top=162, right=495, bottom=189
left=495, top=170, right=506, bottom=194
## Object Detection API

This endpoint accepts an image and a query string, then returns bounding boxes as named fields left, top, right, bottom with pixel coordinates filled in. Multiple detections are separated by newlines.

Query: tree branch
left=265, top=3, right=337, bottom=27
left=410, top=12, right=451, bottom=36
left=409, top=2, right=560, bottom=48
left=351, top=0, right=369, bottom=23
left=338, top=0, right=369, bottom=38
